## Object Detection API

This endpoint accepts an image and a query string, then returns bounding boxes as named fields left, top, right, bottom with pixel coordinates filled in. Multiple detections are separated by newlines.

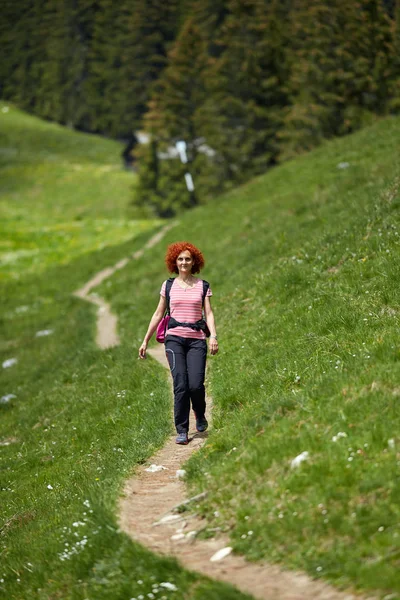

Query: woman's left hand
left=209, top=338, right=219, bottom=355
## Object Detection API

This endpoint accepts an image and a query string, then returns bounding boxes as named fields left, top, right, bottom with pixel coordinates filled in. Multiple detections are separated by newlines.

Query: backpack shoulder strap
left=165, top=278, right=175, bottom=314
left=202, top=280, right=210, bottom=307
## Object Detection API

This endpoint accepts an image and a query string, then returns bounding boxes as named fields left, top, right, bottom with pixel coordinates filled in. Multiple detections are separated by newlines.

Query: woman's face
left=176, top=250, right=194, bottom=274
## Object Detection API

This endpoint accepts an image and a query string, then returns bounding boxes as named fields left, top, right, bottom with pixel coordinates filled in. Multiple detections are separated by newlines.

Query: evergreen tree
left=388, top=0, right=400, bottom=111
left=34, top=0, right=97, bottom=128
left=0, top=0, right=47, bottom=112
left=84, top=0, right=179, bottom=138
left=191, top=0, right=230, bottom=57
left=134, top=17, right=209, bottom=216
left=194, top=0, right=290, bottom=193
left=279, top=0, right=395, bottom=159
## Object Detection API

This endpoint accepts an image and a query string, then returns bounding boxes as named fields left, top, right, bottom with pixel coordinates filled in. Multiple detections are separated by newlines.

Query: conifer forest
left=2, top=0, right=400, bottom=216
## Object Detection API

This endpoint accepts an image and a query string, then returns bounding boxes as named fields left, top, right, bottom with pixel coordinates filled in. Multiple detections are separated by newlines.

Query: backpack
left=155, top=278, right=210, bottom=343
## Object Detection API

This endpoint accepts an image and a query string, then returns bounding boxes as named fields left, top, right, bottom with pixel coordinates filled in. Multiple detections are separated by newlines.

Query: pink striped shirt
left=160, top=278, right=212, bottom=340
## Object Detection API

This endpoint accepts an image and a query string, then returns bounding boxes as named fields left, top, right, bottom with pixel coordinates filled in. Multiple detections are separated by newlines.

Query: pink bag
left=156, top=315, right=170, bottom=343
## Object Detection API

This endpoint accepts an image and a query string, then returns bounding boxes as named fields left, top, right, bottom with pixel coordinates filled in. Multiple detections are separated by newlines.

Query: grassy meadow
left=0, top=101, right=157, bottom=281
left=0, top=103, right=249, bottom=600
left=1, top=100, right=400, bottom=600
left=95, top=115, right=400, bottom=597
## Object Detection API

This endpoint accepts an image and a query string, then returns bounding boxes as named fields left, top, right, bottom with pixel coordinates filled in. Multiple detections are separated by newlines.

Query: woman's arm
left=138, top=295, right=167, bottom=359
left=204, top=296, right=218, bottom=355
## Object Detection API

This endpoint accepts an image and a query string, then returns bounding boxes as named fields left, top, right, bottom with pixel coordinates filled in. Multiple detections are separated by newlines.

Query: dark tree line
left=0, top=0, right=178, bottom=136
left=1, top=0, right=400, bottom=216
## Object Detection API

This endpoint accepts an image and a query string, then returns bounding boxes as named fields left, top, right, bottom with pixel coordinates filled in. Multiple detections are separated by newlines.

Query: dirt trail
left=75, top=230, right=374, bottom=600
left=73, top=223, right=176, bottom=348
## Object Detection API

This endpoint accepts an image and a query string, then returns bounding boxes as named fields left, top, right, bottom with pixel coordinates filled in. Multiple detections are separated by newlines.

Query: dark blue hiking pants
left=165, top=335, right=207, bottom=433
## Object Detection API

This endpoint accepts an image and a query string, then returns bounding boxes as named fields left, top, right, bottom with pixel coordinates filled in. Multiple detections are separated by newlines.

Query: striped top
left=160, top=278, right=212, bottom=340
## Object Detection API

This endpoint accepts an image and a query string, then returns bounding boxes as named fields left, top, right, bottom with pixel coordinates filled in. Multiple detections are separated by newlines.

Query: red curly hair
left=165, top=241, right=205, bottom=274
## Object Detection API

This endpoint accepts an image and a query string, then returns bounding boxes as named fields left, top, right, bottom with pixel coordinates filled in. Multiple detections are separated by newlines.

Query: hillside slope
left=97, top=114, right=400, bottom=596
left=1, top=106, right=247, bottom=600
left=2, top=104, right=399, bottom=599
left=0, top=101, right=157, bottom=281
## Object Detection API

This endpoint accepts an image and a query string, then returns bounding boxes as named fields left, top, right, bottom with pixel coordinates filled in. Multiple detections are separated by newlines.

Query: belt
left=168, top=317, right=208, bottom=332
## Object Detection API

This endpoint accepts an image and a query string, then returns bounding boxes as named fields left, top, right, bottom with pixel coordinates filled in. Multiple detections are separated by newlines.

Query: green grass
left=94, top=115, right=400, bottom=597
left=2, top=101, right=400, bottom=599
left=0, top=101, right=158, bottom=281
left=0, top=105, right=249, bottom=600
left=1, top=240, right=251, bottom=600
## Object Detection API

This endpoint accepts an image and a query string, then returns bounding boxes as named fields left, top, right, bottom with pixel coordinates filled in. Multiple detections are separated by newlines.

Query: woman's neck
left=177, top=273, right=193, bottom=283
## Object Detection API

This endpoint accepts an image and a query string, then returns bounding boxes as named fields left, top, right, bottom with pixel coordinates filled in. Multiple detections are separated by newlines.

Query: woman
left=138, top=242, right=218, bottom=445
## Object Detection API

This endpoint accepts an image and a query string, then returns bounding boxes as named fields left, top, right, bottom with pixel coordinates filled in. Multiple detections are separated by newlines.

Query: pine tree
left=191, top=0, right=230, bottom=57
left=279, top=0, right=395, bottom=160
left=194, top=0, right=290, bottom=193
left=134, top=17, right=209, bottom=216
left=387, top=0, right=400, bottom=111
left=0, top=0, right=48, bottom=112
left=84, top=0, right=179, bottom=138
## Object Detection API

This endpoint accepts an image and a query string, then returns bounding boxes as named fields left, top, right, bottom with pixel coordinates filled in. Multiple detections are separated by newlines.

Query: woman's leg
left=186, top=339, right=207, bottom=420
left=165, top=336, right=190, bottom=433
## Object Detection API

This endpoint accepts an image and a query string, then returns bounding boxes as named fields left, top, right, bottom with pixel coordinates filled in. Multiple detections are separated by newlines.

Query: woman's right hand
left=138, top=341, right=147, bottom=359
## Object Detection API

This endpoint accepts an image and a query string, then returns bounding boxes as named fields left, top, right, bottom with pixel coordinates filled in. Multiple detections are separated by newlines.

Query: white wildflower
left=35, top=329, right=53, bottom=337
left=388, top=439, right=395, bottom=449
left=337, top=162, right=350, bottom=169
left=176, top=469, right=186, bottom=479
left=47, top=484, right=53, bottom=490
left=160, top=582, right=178, bottom=591
left=2, top=358, right=18, bottom=369
left=15, top=305, right=29, bottom=313
left=332, top=432, right=347, bottom=442
left=290, top=451, right=309, bottom=468
left=1, top=394, right=16, bottom=404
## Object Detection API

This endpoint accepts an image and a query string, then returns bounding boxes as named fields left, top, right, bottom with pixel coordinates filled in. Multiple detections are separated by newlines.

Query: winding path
left=74, top=226, right=374, bottom=600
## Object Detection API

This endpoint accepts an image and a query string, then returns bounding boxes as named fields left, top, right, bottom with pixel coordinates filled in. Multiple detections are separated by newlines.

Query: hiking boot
left=175, top=432, right=189, bottom=445
left=196, top=416, right=208, bottom=433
